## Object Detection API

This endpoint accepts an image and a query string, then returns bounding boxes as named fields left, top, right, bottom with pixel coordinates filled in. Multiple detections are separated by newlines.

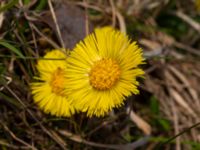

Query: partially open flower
left=31, top=50, right=75, bottom=117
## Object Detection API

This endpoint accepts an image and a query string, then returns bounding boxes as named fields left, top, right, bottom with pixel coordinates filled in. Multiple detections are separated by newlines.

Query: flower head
left=66, top=27, right=145, bottom=117
left=31, top=50, right=75, bottom=117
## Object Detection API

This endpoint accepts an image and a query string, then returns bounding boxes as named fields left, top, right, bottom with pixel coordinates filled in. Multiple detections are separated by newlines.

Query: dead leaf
left=41, top=1, right=93, bottom=49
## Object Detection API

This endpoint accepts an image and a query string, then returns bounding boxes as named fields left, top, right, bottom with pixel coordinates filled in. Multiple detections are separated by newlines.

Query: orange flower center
left=50, top=68, right=65, bottom=95
left=89, top=58, right=120, bottom=90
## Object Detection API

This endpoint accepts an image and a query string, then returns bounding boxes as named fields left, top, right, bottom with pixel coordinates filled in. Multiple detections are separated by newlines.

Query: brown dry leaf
left=127, top=107, right=152, bottom=135
left=41, top=1, right=93, bottom=49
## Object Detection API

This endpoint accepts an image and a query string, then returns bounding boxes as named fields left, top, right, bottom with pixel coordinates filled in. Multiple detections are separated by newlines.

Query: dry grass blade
left=0, top=140, right=30, bottom=149
left=75, top=2, right=102, bottom=13
left=173, top=11, right=200, bottom=33
left=170, top=100, right=181, bottom=150
left=168, top=65, right=199, bottom=104
left=139, top=38, right=163, bottom=58
left=4, top=85, right=68, bottom=150
left=58, top=129, right=150, bottom=150
left=58, top=130, right=120, bottom=150
left=0, top=9, right=4, bottom=29
left=127, top=107, right=152, bottom=135
left=29, top=23, right=59, bottom=49
left=109, top=0, right=117, bottom=27
left=174, top=41, right=200, bottom=56
left=49, top=129, right=68, bottom=147
left=0, top=121, right=38, bottom=150
left=48, top=0, right=65, bottom=49
left=116, top=10, right=126, bottom=33
left=76, top=1, right=126, bottom=33
left=169, top=88, right=197, bottom=118
left=0, top=75, right=12, bottom=91
left=83, top=0, right=89, bottom=35
left=1, top=0, right=200, bottom=149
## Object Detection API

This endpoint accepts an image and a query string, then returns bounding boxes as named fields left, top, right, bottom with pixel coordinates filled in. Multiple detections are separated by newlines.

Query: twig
left=83, top=0, right=89, bottom=35
left=171, top=100, right=181, bottom=150
left=76, top=2, right=126, bottom=33
left=30, top=23, right=59, bottom=49
left=5, top=85, right=68, bottom=150
left=59, top=130, right=119, bottom=149
left=109, top=0, right=116, bottom=27
left=0, top=140, right=29, bottom=149
left=29, top=22, right=39, bottom=57
left=58, top=129, right=150, bottom=150
left=174, top=41, right=200, bottom=56
left=75, top=2, right=102, bottom=12
left=0, top=75, right=12, bottom=91
left=48, top=0, right=65, bottom=49
left=116, top=10, right=126, bottom=33
left=0, top=122, right=37, bottom=150
left=156, top=121, right=200, bottom=149
left=87, top=120, right=114, bottom=136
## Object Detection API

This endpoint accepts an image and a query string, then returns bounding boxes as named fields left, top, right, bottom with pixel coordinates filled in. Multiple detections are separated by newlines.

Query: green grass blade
left=0, top=92, right=22, bottom=108
left=155, top=121, right=200, bottom=149
left=35, top=0, right=48, bottom=11
left=0, top=0, right=19, bottom=12
left=0, top=40, right=24, bottom=58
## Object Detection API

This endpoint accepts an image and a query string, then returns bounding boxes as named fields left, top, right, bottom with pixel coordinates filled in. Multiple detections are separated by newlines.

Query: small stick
left=5, top=85, right=68, bottom=150
left=0, top=122, right=37, bottom=150
left=83, top=0, right=89, bottom=36
left=48, top=0, right=65, bottom=49
left=109, top=0, right=116, bottom=27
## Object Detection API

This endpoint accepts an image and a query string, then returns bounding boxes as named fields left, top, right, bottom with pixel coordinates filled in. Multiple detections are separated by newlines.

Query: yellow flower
left=31, top=50, right=75, bottom=117
left=66, top=27, right=145, bottom=117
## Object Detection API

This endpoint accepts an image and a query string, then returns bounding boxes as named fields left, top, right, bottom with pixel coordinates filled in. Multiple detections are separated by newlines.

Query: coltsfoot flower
left=66, top=27, right=145, bottom=117
left=31, top=50, right=75, bottom=117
